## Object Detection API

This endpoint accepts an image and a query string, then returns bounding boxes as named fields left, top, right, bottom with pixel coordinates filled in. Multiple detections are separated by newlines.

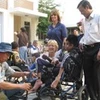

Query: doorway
left=24, top=21, right=30, bottom=40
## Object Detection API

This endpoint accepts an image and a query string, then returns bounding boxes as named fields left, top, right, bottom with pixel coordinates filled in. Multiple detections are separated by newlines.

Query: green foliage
left=37, top=0, right=59, bottom=37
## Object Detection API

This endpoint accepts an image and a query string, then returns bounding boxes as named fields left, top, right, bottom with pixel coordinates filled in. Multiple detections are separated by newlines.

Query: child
left=51, top=34, right=82, bottom=89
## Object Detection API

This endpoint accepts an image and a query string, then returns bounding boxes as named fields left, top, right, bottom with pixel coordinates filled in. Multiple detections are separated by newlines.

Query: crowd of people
left=0, top=0, right=100, bottom=100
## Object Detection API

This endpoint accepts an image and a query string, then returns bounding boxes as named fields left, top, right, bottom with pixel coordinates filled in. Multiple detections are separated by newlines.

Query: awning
left=9, top=7, right=47, bottom=18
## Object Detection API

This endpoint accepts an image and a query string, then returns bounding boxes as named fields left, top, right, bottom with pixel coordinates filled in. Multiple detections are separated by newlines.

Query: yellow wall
left=14, top=16, right=21, bottom=42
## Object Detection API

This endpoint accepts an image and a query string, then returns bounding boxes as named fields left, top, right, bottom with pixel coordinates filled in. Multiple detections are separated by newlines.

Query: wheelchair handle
left=42, top=55, right=52, bottom=63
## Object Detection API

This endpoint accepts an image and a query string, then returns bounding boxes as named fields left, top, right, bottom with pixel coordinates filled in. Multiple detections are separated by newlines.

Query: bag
left=63, top=55, right=82, bottom=82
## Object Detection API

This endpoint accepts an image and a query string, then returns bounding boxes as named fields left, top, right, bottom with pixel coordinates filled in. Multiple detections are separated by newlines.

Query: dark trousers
left=37, top=58, right=53, bottom=72
left=37, top=58, right=59, bottom=77
left=83, top=44, right=100, bottom=100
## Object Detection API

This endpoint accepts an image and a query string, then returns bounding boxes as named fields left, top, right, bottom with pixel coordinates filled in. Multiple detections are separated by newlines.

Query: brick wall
left=14, top=0, right=33, bottom=10
left=0, top=0, right=7, bottom=9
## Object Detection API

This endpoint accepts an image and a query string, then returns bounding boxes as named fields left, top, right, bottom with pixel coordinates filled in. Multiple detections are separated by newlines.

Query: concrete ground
left=27, top=93, right=75, bottom=100
left=27, top=84, right=76, bottom=100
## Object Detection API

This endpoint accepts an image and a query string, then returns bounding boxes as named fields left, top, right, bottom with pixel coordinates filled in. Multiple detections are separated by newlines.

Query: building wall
left=14, top=16, right=21, bottom=42
left=14, top=0, right=33, bottom=10
left=0, top=0, right=33, bottom=10
left=0, top=12, right=2, bottom=42
left=0, top=0, right=7, bottom=9
left=14, top=15, right=38, bottom=43
left=0, top=0, right=46, bottom=43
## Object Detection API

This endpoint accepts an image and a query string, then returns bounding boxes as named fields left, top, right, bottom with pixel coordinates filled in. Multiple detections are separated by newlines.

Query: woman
left=47, top=9, right=68, bottom=50
left=29, top=40, right=59, bottom=93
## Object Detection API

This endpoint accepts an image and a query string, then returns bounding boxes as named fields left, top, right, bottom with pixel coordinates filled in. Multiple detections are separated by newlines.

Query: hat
left=0, top=42, right=12, bottom=54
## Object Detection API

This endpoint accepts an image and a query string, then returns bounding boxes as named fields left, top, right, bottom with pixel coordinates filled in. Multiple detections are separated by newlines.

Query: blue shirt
left=47, top=22, right=68, bottom=50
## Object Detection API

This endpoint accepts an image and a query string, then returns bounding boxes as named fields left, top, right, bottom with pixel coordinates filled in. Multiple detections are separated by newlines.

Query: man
left=15, top=27, right=28, bottom=61
left=0, top=42, right=31, bottom=99
left=30, top=40, right=40, bottom=54
left=77, top=0, right=100, bottom=100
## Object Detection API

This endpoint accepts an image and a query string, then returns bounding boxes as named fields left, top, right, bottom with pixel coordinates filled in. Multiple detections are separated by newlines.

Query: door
left=24, top=21, right=30, bottom=40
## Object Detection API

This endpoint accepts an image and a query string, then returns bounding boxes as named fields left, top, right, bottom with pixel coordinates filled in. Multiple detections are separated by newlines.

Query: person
left=29, top=40, right=60, bottom=93
left=27, top=41, right=32, bottom=57
left=77, top=20, right=83, bottom=35
left=51, top=35, right=82, bottom=90
left=77, top=21, right=84, bottom=42
left=30, top=40, right=40, bottom=54
left=14, top=27, right=28, bottom=62
left=47, top=9, right=68, bottom=50
left=0, top=42, right=31, bottom=99
left=73, top=28, right=84, bottom=43
left=11, top=41, right=25, bottom=64
left=10, top=41, right=29, bottom=71
left=77, top=0, right=100, bottom=100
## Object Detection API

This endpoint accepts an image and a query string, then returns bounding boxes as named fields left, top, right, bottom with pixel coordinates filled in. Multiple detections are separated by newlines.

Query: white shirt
left=30, top=45, right=39, bottom=54
left=80, top=11, right=100, bottom=45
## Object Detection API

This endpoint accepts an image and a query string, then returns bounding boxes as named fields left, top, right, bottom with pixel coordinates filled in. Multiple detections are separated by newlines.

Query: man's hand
left=23, top=72, right=30, bottom=76
left=14, top=32, right=18, bottom=35
left=19, top=83, right=32, bottom=91
left=97, top=50, right=100, bottom=60
left=51, top=59, right=59, bottom=66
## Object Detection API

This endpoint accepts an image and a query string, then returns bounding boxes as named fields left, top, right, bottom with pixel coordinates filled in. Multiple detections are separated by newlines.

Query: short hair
left=11, top=41, right=19, bottom=49
left=77, top=21, right=82, bottom=26
left=33, top=40, right=38, bottom=44
left=47, top=40, right=59, bottom=51
left=20, top=27, right=26, bottom=32
left=77, top=0, right=92, bottom=9
left=66, top=34, right=78, bottom=47
left=49, top=9, right=61, bottom=22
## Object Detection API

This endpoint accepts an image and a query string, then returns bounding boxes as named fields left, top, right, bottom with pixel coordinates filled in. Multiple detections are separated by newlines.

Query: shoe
left=22, top=90, right=35, bottom=96
left=31, top=79, right=43, bottom=92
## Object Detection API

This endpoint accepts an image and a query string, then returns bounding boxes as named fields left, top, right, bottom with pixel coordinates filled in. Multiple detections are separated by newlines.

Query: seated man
left=30, top=40, right=40, bottom=54
left=8, top=41, right=28, bottom=71
left=51, top=34, right=82, bottom=89
left=29, top=40, right=60, bottom=93
left=11, top=41, right=25, bottom=64
left=0, top=42, right=32, bottom=99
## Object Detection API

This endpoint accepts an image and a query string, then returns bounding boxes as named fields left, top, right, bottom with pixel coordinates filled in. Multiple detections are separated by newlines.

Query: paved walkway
left=27, top=93, right=75, bottom=100
left=27, top=87, right=75, bottom=100
left=28, top=93, right=54, bottom=100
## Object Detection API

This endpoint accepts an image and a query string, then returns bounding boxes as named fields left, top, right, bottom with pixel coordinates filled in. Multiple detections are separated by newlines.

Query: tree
left=37, top=0, right=59, bottom=40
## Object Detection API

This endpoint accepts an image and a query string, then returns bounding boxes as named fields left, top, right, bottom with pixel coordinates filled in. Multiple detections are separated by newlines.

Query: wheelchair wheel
left=37, top=85, right=57, bottom=100
left=11, top=66, right=22, bottom=72
left=6, top=66, right=24, bottom=83
left=77, top=85, right=89, bottom=100
left=60, top=95, right=67, bottom=100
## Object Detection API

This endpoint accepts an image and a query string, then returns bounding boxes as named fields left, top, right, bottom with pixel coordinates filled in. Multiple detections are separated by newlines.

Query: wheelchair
left=33, top=55, right=89, bottom=100
left=5, top=69, right=37, bottom=100
left=5, top=57, right=37, bottom=100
